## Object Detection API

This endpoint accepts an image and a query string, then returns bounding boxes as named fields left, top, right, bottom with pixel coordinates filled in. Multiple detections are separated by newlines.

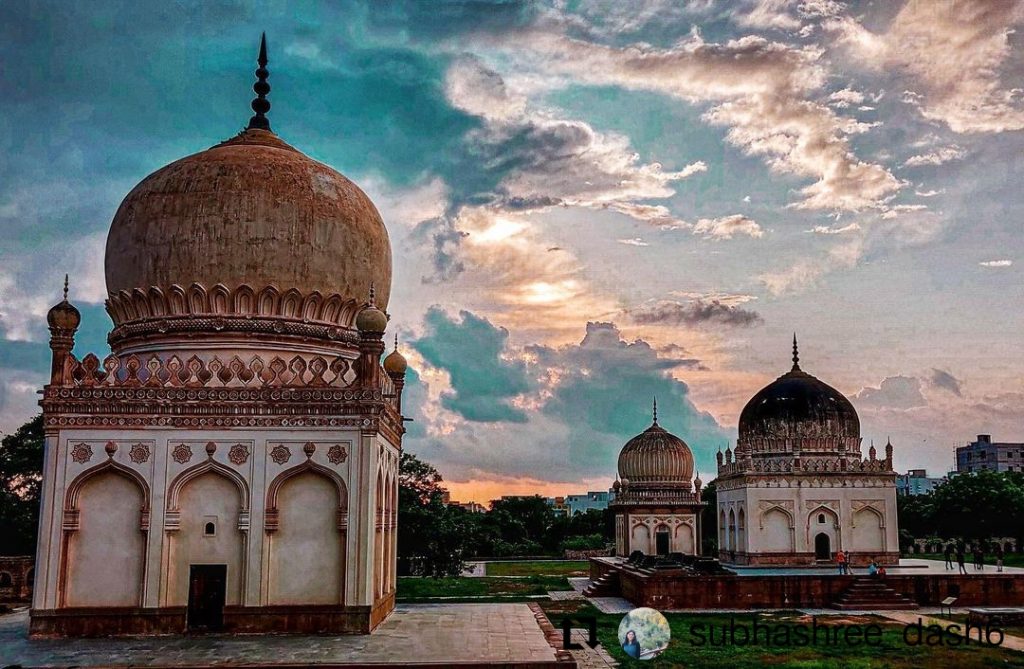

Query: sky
left=1, top=0, right=1023, bottom=504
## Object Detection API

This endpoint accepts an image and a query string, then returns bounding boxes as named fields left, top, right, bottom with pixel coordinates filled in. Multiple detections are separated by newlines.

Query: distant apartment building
left=956, top=434, right=1024, bottom=473
left=546, top=496, right=570, bottom=517
left=565, top=490, right=614, bottom=515
left=896, top=469, right=945, bottom=495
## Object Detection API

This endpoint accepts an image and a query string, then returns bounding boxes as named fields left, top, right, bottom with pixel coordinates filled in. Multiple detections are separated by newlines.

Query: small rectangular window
left=203, top=515, right=218, bottom=537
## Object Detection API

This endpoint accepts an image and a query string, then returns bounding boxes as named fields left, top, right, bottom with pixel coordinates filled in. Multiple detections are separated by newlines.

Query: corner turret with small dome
left=33, top=35, right=406, bottom=637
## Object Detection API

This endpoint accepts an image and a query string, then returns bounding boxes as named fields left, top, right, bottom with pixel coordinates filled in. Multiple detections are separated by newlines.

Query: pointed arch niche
left=264, top=460, right=348, bottom=605
left=60, top=459, right=150, bottom=608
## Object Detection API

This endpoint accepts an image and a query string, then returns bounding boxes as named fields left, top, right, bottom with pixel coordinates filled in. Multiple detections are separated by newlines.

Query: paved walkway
left=878, top=610, right=1024, bottom=653
left=0, top=604, right=562, bottom=667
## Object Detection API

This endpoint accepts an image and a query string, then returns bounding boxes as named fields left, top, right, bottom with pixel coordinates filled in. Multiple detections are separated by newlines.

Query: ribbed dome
left=104, top=128, right=392, bottom=327
left=617, top=421, right=694, bottom=485
left=739, top=368, right=860, bottom=441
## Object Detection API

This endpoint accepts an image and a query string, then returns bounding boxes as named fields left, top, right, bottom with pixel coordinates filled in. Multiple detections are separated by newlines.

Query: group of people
left=834, top=551, right=885, bottom=576
left=943, top=542, right=1005, bottom=574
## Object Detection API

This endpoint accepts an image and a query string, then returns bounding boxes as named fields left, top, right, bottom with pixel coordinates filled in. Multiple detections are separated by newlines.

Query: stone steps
left=832, top=577, right=919, bottom=610
left=582, top=572, right=619, bottom=598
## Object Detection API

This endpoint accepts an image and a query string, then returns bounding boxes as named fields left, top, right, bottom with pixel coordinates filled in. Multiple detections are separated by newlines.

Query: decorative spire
left=369, top=282, right=377, bottom=307
left=246, top=32, right=272, bottom=131
left=394, top=332, right=399, bottom=350
left=652, top=396, right=658, bottom=425
left=791, top=333, right=801, bottom=371
left=62, top=273, right=69, bottom=301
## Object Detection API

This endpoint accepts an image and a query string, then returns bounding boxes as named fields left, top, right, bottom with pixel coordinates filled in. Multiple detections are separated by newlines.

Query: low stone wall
left=0, top=555, right=34, bottom=603
left=591, top=559, right=1024, bottom=609
left=563, top=548, right=613, bottom=560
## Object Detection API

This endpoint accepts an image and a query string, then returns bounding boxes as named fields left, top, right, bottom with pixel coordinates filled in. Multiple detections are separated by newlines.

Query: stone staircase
left=832, top=577, right=919, bottom=610
left=582, top=571, right=620, bottom=598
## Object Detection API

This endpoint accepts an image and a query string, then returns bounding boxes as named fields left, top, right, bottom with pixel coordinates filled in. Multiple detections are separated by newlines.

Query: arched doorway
left=655, top=526, right=670, bottom=556
left=814, top=533, right=831, bottom=560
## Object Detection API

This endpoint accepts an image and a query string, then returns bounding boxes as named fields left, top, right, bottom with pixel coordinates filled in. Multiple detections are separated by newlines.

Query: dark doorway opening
left=814, top=533, right=831, bottom=560
left=655, top=529, right=670, bottom=556
left=187, top=564, right=227, bottom=631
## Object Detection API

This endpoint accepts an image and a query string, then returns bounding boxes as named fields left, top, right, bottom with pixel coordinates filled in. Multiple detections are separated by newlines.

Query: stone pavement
left=0, top=604, right=566, bottom=667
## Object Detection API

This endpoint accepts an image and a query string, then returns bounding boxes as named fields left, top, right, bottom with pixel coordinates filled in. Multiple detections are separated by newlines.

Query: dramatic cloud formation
left=412, top=308, right=532, bottom=423
left=854, top=375, right=927, bottom=410
left=829, top=0, right=1024, bottom=133
left=492, top=29, right=902, bottom=211
left=628, top=299, right=764, bottom=328
left=929, top=369, right=964, bottom=397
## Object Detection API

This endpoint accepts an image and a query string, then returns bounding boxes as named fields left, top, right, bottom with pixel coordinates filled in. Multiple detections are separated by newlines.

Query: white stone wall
left=716, top=477, right=898, bottom=559
left=32, top=427, right=398, bottom=612
left=624, top=513, right=697, bottom=555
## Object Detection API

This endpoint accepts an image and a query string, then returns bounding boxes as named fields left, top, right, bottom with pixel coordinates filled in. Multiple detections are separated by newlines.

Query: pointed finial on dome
left=246, top=32, right=272, bottom=131
left=63, top=273, right=69, bottom=301
left=792, top=333, right=801, bottom=371
left=369, top=281, right=377, bottom=306
left=394, top=332, right=399, bottom=350
left=652, top=396, right=658, bottom=425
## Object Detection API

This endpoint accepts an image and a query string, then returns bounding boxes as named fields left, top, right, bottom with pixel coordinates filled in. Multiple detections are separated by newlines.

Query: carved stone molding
left=70, top=443, right=92, bottom=464
left=129, top=443, right=151, bottom=464
left=327, top=444, right=348, bottom=465
left=172, top=443, right=193, bottom=464
left=228, top=443, right=249, bottom=465
left=105, top=283, right=363, bottom=329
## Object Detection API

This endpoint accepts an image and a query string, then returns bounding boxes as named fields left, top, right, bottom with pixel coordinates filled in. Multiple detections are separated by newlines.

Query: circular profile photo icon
left=618, top=607, right=670, bottom=661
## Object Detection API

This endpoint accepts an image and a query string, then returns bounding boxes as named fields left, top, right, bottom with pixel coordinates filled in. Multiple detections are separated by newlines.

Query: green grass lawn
left=485, top=560, right=589, bottom=577
left=539, top=600, right=1024, bottom=669
left=396, top=575, right=571, bottom=602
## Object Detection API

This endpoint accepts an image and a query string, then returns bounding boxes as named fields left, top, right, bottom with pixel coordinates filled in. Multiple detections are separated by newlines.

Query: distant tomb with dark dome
left=611, top=400, right=705, bottom=557
left=713, top=337, right=899, bottom=566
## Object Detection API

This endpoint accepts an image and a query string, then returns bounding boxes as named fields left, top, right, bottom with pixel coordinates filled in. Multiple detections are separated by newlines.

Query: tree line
left=897, top=469, right=1024, bottom=551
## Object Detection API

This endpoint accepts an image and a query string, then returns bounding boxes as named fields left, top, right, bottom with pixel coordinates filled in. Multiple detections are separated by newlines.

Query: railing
left=58, top=352, right=358, bottom=389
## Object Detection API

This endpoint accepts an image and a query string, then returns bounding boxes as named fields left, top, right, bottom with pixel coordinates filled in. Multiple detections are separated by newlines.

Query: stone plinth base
left=590, top=558, right=1024, bottom=610
left=721, top=551, right=901, bottom=567
left=30, top=597, right=395, bottom=637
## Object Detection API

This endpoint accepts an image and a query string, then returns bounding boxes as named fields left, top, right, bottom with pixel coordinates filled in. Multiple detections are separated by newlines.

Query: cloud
left=828, top=87, right=866, bottom=108
left=489, top=30, right=902, bottom=211
left=628, top=299, right=764, bottom=327
left=617, top=237, right=649, bottom=247
left=928, top=369, right=963, bottom=397
left=828, top=0, right=1024, bottom=133
left=903, top=145, right=966, bottom=167
left=411, top=307, right=533, bottom=423
left=806, top=222, right=861, bottom=235
left=854, top=375, right=927, bottom=410
left=404, top=318, right=728, bottom=483
left=759, top=236, right=864, bottom=294
left=690, top=214, right=765, bottom=239
left=979, top=259, right=1013, bottom=267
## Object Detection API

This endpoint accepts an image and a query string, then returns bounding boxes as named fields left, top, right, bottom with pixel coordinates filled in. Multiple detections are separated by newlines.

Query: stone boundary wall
left=563, top=548, right=613, bottom=560
left=591, top=559, right=1024, bottom=609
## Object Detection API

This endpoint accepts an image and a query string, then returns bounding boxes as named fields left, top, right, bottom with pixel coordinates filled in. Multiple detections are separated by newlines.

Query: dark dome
left=618, top=422, right=694, bottom=484
left=739, top=367, right=860, bottom=440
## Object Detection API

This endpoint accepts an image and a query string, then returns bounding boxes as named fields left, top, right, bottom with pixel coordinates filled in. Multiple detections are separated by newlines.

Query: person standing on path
left=836, top=550, right=848, bottom=575
left=944, top=544, right=954, bottom=569
left=957, top=546, right=968, bottom=575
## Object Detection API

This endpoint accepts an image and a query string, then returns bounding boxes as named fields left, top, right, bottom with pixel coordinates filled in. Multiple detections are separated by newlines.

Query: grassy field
left=540, top=600, right=1024, bottom=669
left=485, top=560, right=589, bottom=577
left=396, top=575, right=571, bottom=602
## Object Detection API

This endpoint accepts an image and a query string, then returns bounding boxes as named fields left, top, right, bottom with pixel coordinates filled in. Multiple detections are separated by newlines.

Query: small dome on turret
left=47, top=276, right=81, bottom=331
left=383, top=335, right=408, bottom=374
left=356, top=285, right=388, bottom=334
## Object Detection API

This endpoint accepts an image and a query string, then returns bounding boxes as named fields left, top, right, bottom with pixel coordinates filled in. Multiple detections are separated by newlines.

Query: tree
left=0, top=414, right=44, bottom=555
left=929, top=470, right=1024, bottom=542
left=397, top=451, right=470, bottom=577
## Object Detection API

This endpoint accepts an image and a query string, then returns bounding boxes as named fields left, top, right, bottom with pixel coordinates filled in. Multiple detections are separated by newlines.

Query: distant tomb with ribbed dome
left=611, top=401, right=705, bottom=557
left=30, top=37, right=408, bottom=636
left=713, top=338, right=900, bottom=566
